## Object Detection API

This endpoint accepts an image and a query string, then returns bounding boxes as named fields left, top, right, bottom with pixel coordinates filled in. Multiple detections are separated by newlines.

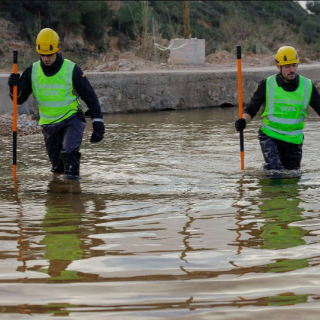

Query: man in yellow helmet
left=8, top=28, right=105, bottom=180
left=235, top=46, right=320, bottom=172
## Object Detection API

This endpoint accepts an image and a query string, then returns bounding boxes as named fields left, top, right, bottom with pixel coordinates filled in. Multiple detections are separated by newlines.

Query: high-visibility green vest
left=31, top=59, right=79, bottom=125
left=261, top=74, right=312, bottom=144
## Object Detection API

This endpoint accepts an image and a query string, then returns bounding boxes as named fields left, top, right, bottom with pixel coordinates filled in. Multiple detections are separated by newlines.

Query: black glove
left=235, top=118, right=246, bottom=131
left=90, top=120, right=105, bottom=143
left=8, top=73, right=20, bottom=88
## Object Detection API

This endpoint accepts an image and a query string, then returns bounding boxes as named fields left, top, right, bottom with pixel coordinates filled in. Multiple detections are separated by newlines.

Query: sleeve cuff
left=92, top=118, right=104, bottom=122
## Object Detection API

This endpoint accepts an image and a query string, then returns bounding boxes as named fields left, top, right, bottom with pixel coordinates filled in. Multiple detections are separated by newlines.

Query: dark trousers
left=258, top=129, right=303, bottom=170
left=42, top=112, right=86, bottom=176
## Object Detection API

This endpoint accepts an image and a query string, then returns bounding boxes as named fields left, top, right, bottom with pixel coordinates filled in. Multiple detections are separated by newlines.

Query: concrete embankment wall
left=1, top=64, right=320, bottom=115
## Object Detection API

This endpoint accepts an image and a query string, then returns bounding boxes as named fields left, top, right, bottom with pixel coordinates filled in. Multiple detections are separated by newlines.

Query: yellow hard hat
left=36, top=28, right=60, bottom=55
left=275, top=46, right=299, bottom=66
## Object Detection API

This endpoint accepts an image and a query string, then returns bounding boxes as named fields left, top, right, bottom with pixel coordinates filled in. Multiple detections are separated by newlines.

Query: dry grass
left=1, top=9, right=319, bottom=73
left=218, top=15, right=310, bottom=56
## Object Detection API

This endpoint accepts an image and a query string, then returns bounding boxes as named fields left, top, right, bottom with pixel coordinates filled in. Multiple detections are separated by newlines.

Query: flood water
left=1, top=107, right=320, bottom=319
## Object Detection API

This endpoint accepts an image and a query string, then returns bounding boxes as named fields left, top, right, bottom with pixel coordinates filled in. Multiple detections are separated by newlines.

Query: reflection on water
left=39, top=178, right=84, bottom=281
left=1, top=108, right=320, bottom=318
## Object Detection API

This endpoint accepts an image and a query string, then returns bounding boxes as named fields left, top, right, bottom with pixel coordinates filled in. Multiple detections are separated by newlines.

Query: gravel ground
left=0, top=114, right=42, bottom=136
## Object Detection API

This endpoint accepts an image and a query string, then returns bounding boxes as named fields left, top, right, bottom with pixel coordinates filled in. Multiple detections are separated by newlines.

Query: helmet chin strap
left=279, top=67, right=285, bottom=79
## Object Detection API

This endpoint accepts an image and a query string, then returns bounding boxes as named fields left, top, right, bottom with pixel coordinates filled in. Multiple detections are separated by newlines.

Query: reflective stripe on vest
left=261, top=124, right=304, bottom=136
left=32, top=59, right=79, bottom=124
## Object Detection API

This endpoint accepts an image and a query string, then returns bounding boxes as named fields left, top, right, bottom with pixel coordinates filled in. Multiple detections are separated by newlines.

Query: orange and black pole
left=237, top=45, right=244, bottom=171
left=13, top=50, right=18, bottom=179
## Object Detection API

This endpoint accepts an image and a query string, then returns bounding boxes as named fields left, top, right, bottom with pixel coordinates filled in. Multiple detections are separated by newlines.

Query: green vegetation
left=1, top=1, right=320, bottom=60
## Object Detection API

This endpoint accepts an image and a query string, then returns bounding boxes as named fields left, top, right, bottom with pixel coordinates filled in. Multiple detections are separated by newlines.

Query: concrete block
left=169, top=39, right=205, bottom=65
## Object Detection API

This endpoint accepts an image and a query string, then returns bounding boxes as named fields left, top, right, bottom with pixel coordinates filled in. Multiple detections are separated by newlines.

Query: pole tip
left=13, top=50, right=18, bottom=64
left=236, top=46, right=241, bottom=60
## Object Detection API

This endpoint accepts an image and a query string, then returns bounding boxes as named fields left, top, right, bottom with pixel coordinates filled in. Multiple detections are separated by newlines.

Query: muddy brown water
left=1, top=107, right=320, bottom=319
